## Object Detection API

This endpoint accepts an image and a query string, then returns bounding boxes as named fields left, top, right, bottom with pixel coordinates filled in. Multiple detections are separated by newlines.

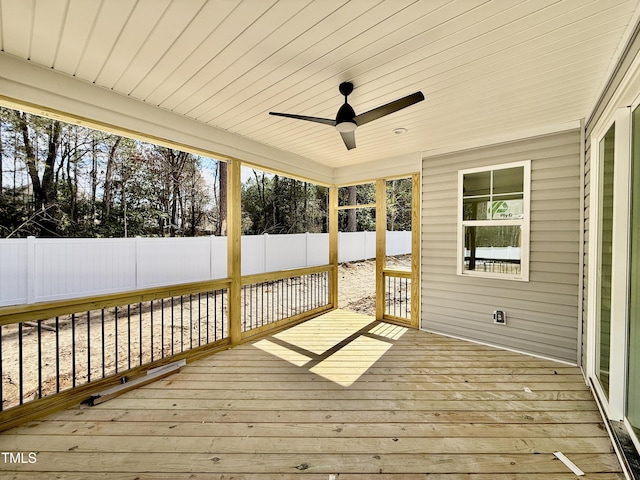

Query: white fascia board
left=332, top=152, right=421, bottom=185
left=0, top=53, right=333, bottom=185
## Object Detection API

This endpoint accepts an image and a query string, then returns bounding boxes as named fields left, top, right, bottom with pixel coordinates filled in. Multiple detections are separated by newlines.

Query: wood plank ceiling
left=0, top=0, right=639, bottom=170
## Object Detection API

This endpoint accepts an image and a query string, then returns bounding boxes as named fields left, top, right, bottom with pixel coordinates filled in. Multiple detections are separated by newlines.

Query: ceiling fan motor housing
left=336, top=102, right=357, bottom=132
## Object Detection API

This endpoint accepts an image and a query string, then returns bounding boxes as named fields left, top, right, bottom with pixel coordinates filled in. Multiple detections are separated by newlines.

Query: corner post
left=411, top=172, right=421, bottom=328
left=227, top=159, right=242, bottom=344
left=329, top=185, right=338, bottom=309
left=376, top=179, right=386, bottom=320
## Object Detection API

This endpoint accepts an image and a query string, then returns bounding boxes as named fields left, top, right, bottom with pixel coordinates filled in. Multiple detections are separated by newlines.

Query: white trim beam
left=0, top=53, right=333, bottom=185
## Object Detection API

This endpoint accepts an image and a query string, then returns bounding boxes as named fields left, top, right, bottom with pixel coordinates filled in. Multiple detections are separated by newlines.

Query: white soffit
left=0, top=0, right=639, bottom=177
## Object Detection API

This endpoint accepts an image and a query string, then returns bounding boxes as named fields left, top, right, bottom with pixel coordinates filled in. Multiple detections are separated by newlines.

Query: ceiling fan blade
left=340, top=130, right=356, bottom=150
left=354, top=91, right=424, bottom=126
left=269, top=111, right=335, bottom=126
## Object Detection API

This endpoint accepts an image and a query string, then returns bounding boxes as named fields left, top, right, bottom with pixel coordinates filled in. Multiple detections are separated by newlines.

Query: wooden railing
left=0, top=264, right=334, bottom=431
left=240, top=265, right=332, bottom=338
left=383, top=269, right=412, bottom=322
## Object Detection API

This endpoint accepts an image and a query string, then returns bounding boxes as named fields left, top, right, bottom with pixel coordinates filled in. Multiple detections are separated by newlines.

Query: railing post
left=227, top=159, right=242, bottom=344
left=376, top=179, right=386, bottom=320
left=329, top=186, right=338, bottom=309
left=411, top=172, right=421, bottom=328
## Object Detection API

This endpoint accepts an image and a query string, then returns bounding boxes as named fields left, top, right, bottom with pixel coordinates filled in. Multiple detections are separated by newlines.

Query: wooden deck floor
left=0, top=309, right=623, bottom=479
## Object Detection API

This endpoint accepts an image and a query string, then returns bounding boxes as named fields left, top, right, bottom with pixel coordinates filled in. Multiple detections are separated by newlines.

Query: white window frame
left=457, top=160, right=531, bottom=281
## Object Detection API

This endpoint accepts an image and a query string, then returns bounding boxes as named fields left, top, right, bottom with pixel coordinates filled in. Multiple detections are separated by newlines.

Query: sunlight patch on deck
left=369, top=322, right=408, bottom=340
left=310, top=335, right=394, bottom=387
left=271, top=312, right=373, bottom=355
left=253, top=339, right=311, bottom=366
left=251, top=310, right=408, bottom=386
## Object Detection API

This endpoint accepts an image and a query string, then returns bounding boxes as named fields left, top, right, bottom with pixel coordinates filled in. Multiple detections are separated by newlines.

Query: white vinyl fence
left=0, top=231, right=411, bottom=306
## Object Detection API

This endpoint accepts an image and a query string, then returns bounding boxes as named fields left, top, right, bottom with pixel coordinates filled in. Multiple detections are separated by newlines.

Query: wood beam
left=376, top=179, right=386, bottom=320
left=227, top=158, right=242, bottom=344
left=411, top=172, right=421, bottom=328
left=329, top=186, right=338, bottom=308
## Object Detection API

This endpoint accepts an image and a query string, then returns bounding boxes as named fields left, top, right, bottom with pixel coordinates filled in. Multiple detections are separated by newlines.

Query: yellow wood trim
left=241, top=265, right=332, bottom=286
left=336, top=203, right=376, bottom=210
left=0, top=279, right=231, bottom=326
left=382, top=314, right=412, bottom=326
left=383, top=269, right=412, bottom=279
left=239, top=304, right=334, bottom=342
left=376, top=179, right=386, bottom=320
left=411, top=172, right=421, bottom=328
left=227, top=158, right=242, bottom=345
left=0, top=337, right=231, bottom=433
left=329, top=186, right=339, bottom=308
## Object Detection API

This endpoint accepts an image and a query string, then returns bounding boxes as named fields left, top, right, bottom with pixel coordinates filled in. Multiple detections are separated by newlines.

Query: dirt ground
left=1, top=255, right=411, bottom=410
left=338, top=254, right=411, bottom=316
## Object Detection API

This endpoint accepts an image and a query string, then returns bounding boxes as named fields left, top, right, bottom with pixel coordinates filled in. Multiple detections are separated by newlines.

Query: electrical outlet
left=493, top=310, right=506, bottom=325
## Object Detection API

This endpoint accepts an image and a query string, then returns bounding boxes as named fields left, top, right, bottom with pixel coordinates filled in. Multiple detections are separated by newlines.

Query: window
left=457, top=161, right=530, bottom=280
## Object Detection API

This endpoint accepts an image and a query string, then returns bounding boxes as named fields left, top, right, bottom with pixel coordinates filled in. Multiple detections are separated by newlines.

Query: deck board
left=0, top=309, right=624, bottom=478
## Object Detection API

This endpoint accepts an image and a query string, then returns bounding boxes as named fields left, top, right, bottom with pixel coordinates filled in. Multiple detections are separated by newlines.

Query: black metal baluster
left=198, top=293, right=201, bottom=347
left=404, top=279, right=408, bottom=318
left=161, top=298, right=165, bottom=358
left=207, top=292, right=211, bottom=343
left=262, top=283, right=266, bottom=326
left=18, top=322, right=23, bottom=405
left=87, top=312, right=91, bottom=383
left=171, top=297, right=175, bottom=356
left=189, top=294, right=193, bottom=350
left=218, top=290, right=222, bottom=338
left=101, top=309, right=105, bottom=379
left=55, top=316, right=60, bottom=392
left=71, top=313, right=76, bottom=388
left=242, top=286, right=246, bottom=332
left=273, top=281, right=277, bottom=323
left=224, top=288, right=227, bottom=338
left=150, top=300, right=154, bottom=362
left=127, top=304, right=131, bottom=370
left=139, top=302, right=143, bottom=366
left=114, top=307, right=118, bottom=373
left=37, top=320, right=42, bottom=399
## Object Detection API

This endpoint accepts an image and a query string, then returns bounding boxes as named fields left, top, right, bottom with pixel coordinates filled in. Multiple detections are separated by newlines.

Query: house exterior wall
left=582, top=21, right=640, bottom=368
left=421, top=130, right=581, bottom=363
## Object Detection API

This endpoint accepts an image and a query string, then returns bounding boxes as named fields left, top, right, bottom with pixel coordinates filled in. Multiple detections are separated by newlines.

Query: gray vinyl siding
left=421, top=130, right=581, bottom=363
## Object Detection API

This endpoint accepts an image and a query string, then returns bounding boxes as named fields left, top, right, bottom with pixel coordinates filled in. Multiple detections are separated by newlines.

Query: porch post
left=376, top=179, right=386, bottom=320
left=411, top=172, right=421, bottom=328
left=329, top=185, right=339, bottom=309
left=227, top=158, right=242, bottom=344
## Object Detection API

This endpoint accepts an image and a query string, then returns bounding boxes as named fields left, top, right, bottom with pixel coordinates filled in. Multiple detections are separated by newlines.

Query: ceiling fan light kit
left=269, top=82, right=424, bottom=150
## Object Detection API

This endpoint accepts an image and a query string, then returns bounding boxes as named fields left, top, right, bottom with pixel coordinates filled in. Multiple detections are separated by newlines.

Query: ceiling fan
left=269, top=82, right=424, bottom=150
